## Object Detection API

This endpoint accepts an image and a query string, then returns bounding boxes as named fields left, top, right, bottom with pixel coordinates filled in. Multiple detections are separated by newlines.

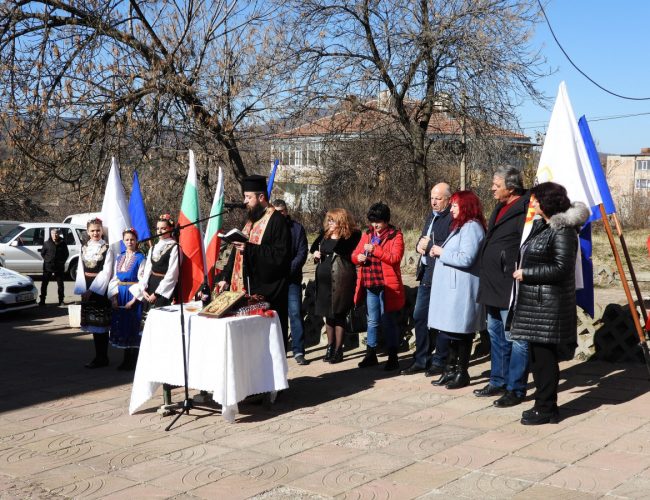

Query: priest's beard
left=247, top=204, right=266, bottom=223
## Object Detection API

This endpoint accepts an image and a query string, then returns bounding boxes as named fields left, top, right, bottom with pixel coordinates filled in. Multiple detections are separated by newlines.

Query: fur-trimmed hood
left=549, top=201, right=590, bottom=230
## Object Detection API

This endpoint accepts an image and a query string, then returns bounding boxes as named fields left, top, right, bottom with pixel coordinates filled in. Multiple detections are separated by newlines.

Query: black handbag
left=345, top=301, right=367, bottom=333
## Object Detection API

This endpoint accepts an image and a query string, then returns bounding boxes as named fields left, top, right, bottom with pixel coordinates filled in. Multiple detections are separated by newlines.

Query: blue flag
left=578, top=116, right=616, bottom=222
left=575, top=116, right=617, bottom=317
left=129, top=171, right=151, bottom=244
left=576, top=224, right=595, bottom=317
left=267, top=159, right=279, bottom=198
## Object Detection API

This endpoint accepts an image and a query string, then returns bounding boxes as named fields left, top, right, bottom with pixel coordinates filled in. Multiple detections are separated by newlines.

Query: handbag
left=345, top=301, right=367, bottom=333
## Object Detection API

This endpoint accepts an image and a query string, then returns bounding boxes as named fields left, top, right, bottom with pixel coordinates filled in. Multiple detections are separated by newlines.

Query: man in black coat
left=218, top=175, right=292, bottom=348
left=474, top=166, right=530, bottom=407
left=273, top=199, right=309, bottom=364
left=400, top=182, right=453, bottom=376
left=40, top=228, right=69, bottom=306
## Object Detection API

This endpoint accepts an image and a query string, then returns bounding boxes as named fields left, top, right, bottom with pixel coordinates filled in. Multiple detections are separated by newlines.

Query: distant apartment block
left=606, top=149, right=650, bottom=209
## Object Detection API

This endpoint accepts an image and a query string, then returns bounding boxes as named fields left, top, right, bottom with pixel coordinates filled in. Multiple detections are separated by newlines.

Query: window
left=58, top=228, right=75, bottom=245
left=636, top=160, right=649, bottom=171
left=635, top=179, right=650, bottom=189
left=17, top=227, right=44, bottom=246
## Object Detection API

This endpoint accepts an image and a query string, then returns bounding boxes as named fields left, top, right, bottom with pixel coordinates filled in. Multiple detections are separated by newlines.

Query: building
left=606, top=149, right=650, bottom=212
left=270, top=96, right=532, bottom=211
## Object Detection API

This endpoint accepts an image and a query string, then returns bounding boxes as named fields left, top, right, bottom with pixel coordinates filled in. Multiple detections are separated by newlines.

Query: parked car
left=0, top=223, right=86, bottom=280
left=0, top=267, right=38, bottom=313
left=0, top=221, right=22, bottom=239
left=63, top=212, right=101, bottom=226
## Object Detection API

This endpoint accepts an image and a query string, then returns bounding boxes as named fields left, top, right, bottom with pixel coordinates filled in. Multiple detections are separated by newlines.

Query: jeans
left=487, top=306, right=529, bottom=397
left=366, top=288, right=398, bottom=350
left=413, top=284, right=447, bottom=368
left=288, top=282, right=304, bottom=355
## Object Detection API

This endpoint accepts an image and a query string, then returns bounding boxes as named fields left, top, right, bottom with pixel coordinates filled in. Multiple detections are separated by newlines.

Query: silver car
left=0, top=223, right=87, bottom=280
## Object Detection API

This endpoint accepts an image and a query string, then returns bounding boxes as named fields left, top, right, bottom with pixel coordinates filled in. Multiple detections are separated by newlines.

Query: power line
left=538, top=0, right=650, bottom=101
left=520, top=111, right=650, bottom=130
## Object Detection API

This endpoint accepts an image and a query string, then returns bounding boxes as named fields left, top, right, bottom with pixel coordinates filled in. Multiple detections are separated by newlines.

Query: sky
left=518, top=1, right=650, bottom=154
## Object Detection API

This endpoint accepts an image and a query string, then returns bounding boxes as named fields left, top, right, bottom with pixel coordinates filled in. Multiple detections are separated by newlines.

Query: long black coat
left=509, top=203, right=590, bottom=345
left=477, top=193, right=530, bottom=309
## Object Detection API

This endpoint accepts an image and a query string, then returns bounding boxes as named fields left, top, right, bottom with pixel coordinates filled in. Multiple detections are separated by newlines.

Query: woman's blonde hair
left=323, top=208, right=357, bottom=239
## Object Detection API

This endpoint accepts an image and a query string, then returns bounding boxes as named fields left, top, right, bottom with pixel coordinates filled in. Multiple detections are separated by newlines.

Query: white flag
left=522, top=82, right=602, bottom=288
left=536, top=82, right=602, bottom=207
left=101, top=157, right=132, bottom=255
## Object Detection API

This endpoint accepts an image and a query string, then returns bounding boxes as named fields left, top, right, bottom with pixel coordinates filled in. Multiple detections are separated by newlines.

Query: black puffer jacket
left=509, top=202, right=590, bottom=345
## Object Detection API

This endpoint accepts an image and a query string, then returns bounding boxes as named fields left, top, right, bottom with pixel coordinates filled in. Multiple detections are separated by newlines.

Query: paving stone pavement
left=1, top=295, right=650, bottom=499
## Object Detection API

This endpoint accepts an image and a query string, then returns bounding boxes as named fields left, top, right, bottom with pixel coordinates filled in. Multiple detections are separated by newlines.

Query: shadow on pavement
left=0, top=305, right=137, bottom=414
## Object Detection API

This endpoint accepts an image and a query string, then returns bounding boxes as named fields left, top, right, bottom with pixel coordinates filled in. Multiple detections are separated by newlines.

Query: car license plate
left=17, top=292, right=34, bottom=302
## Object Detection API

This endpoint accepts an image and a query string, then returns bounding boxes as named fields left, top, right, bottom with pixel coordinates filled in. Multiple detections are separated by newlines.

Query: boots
left=323, top=344, right=334, bottom=362
left=117, top=348, right=137, bottom=371
left=329, top=345, right=344, bottom=364
left=383, top=348, right=400, bottom=371
left=358, top=346, right=378, bottom=368
left=85, top=334, right=109, bottom=369
left=446, top=337, right=471, bottom=389
left=432, top=340, right=457, bottom=386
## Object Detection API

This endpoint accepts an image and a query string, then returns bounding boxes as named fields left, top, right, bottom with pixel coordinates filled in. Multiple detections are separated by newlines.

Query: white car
left=0, top=223, right=87, bottom=280
left=0, top=267, right=38, bottom=313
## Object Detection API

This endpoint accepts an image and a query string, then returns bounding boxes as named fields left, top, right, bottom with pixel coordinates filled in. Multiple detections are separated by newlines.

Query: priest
left=217, top=175, right=291, bottom=348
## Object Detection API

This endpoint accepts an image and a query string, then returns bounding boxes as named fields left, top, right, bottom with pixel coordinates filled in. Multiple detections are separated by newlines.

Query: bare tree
left=285, top=0, right=548, bottom=197
left=0, top=0, right=293, bottom=207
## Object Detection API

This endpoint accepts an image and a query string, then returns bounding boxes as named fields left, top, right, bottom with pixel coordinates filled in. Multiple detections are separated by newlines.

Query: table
left=129, top=305, right=289, bottom=422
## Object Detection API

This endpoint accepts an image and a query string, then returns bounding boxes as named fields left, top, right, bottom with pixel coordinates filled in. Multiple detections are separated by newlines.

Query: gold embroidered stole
left=230, top=207, right=275, bottom=292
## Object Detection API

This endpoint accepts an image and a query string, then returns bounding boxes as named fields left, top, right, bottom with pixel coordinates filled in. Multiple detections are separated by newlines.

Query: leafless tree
left=285, top=0, right=548, bottom=197
left=0, top=0, right=294, bottom=209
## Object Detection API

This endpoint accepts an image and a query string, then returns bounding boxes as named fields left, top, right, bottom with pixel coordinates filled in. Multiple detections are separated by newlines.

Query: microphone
left=224, top=202, right=246, bottom=209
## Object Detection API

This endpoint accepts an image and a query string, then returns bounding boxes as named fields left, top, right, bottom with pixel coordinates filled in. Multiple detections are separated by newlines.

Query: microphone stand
left=137, top=207, right=242, bottom=431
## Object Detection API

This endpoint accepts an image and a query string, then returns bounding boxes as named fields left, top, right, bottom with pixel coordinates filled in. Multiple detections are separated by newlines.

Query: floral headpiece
left=158, top=213, right=174, bottom=226
left=122, top=227, right=138, bottom=239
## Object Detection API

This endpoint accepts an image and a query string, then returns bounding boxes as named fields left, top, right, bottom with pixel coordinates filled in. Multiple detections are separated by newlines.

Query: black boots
left=445, top=339, right=471, bottom=389
left=117, top=348, right=138, bottom=371
left=431, top=338, right=471, bottom=389
left=329, top=345, right=344, bottom=364
left=384, top=348, right=400, bottom=371
left=85, top=334, right=109, bottom=369
left=358, top=346, right=379, bottom=368
left=323, top=344, right=334, bottom=362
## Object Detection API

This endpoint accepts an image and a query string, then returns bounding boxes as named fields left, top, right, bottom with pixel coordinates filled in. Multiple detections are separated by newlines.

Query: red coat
left=352, top=226, right=405, bottom=312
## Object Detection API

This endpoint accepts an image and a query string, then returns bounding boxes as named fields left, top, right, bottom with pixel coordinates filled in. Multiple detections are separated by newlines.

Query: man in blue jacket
left=273, top=199, right=309, bottom=364
left=400, top=183, right=453, bottom=376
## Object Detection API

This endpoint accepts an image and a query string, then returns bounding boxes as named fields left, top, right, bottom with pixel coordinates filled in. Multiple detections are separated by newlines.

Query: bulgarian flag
left=204, top=167, right=224, bottom=288
left=177, top=150, right=205, bottom=302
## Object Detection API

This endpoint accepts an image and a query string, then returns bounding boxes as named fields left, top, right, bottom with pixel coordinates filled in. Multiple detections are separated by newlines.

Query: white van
left=63, top=212, right=102, bottom=226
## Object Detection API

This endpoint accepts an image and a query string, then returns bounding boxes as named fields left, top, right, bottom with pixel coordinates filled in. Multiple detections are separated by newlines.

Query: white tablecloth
left=129, top=305, right=288, bottom=421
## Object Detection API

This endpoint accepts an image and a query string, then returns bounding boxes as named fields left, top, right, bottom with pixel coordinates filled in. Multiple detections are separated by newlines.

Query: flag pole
left=611, top=214, right=649, bottom=325
left=598, top=204, right=650, bottom=378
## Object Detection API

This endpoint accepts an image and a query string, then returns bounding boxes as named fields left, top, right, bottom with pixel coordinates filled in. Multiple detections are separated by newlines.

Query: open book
left=217, top=228, right=248, bottom=244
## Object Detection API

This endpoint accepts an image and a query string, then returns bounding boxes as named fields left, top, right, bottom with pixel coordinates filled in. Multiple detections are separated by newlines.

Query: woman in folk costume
left=130, top=214, right=179, bottom=405
left=108, top=228, right=146, bottom=371
left=217, top=175, right=292, bottom=347
left=74, top=218, right=115, bottom=369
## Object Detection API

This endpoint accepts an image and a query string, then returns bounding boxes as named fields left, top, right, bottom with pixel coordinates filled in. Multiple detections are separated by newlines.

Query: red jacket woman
left=352, top=227, right=405, bottom=312
left=352, top=203, right=405, bottom=371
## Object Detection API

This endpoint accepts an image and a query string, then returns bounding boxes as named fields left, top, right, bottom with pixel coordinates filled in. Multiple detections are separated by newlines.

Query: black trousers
left=529, top=342, right=559, bottom=412
left=41, top=269, right=65, bottom=302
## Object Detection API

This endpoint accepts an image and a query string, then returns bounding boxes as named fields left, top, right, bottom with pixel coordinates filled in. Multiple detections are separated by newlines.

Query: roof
left=275, top=99, right=529, bottom=142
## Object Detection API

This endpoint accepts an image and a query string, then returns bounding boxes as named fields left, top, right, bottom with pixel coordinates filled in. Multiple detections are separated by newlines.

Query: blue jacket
left=428, top=220, right=485, bottom=334
left=416, top=205, right=453, bottom=286
left=287, top=217, right=308, bottom=284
